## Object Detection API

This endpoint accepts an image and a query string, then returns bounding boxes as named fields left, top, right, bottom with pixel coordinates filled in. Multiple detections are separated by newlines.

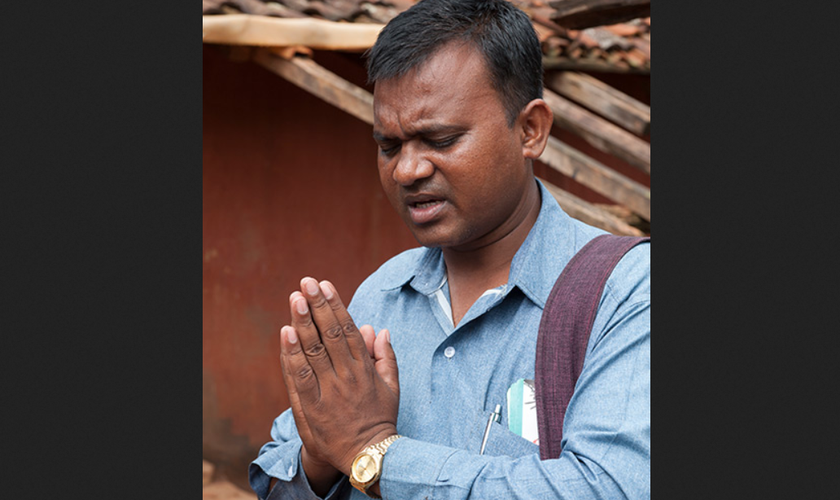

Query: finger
left=359, top=324, right=376, bottom=359
left=280, top=325, right=321, bottom=415
left=318, top=280, right=370, bottom=362
left=280, top=327, right=327, bottom=464
left=373, top=329, right=399, bottom=397
left=300, top=278, right=354, bottom=373
left=279, top=327, right=323, bottom=464
left=278, top=326, right=309, bottom=433
left=289, top=290, right=334, bottom=377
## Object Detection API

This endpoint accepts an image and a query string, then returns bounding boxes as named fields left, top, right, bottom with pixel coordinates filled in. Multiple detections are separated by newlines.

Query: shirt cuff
left=378, top=437, right=460, bottom=499
left=249, top=441, right=346, bottom=500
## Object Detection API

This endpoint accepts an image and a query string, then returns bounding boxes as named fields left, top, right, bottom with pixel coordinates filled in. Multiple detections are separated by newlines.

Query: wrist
left=342, top=426, right=398, bottom=475
left=301, top=446, right=342, bottom=496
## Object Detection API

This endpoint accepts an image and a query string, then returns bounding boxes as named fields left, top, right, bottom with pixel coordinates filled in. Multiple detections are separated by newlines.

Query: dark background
left=2, top=1, right=838, bottom=498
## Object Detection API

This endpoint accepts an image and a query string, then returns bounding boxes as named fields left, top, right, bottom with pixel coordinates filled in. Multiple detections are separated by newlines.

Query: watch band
left=349, top=434, right=403, bottom=498
left=368, top=434, right=402, bottom=456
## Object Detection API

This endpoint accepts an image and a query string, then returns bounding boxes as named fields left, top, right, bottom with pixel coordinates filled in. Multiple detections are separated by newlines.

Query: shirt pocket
left=481, top=420, right=539, bottom=458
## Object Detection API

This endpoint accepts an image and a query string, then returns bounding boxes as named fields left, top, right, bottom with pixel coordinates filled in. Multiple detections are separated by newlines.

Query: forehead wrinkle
left=374, top=88, right=437, bottom=140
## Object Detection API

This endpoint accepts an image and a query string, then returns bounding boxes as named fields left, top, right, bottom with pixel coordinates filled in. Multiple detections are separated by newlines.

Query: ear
left=518, top=99, right=553, bottom=160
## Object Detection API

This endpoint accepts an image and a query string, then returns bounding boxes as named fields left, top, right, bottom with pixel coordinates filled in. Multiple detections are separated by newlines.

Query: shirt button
left=444, top=346, right=456, bottom=358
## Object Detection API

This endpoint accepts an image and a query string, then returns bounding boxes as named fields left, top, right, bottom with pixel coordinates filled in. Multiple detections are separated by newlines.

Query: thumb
left=373, top=329, right=399, bottom=397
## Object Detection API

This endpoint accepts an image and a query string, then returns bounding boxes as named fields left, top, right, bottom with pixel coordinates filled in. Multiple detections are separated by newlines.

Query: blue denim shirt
left=250, top=180, right=650, bottom=499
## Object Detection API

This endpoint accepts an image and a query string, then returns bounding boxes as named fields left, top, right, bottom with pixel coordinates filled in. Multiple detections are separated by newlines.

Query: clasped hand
left=279, top=277, right=400, bottom=489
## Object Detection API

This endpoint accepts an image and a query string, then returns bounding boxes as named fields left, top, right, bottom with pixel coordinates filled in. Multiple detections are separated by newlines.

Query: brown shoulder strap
left=535, top=234, right=649, bottom=460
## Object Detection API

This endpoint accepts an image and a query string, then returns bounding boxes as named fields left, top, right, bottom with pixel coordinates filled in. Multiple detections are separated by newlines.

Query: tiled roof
left=202, top=0, right=649, bottom=72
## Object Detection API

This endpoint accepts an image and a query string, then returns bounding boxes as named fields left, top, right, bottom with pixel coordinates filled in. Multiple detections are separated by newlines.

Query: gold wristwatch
left=348, top=434, right=403, bottom=498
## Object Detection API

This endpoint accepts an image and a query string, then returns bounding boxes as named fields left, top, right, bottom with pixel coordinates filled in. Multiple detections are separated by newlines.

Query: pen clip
left=479, top=404, right=503, bottom=455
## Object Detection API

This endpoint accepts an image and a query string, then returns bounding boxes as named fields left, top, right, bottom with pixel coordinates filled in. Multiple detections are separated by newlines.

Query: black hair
left=365, top=0, right=543, bottom=126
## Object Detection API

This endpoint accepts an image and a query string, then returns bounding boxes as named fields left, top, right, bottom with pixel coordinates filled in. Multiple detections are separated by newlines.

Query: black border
left=655, top=1, right=838, bottom=497
left=2, top=2, right=201, bottom=497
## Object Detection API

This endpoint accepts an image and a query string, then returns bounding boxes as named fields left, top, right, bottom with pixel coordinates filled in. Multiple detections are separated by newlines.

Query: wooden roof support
left=543, top=88, right=650, bottom=174
left=540, top=136, right=649, bottom=220
left=542, top=57, right=649, bottom=74
left=539, top=177, right=644, bottom=236
left=251, top=49, right=642, bottom=235
left=203, top=15, right=383, bottom=50
left=252, top=49, right=374, bottom=124
left=547, top=72, right=650, bottom=136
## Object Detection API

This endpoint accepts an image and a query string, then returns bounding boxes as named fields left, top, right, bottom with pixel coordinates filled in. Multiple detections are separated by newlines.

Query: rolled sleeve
left=378, top=438, right=458, bottom=499
left=249, top=409, right=347, bottom=500
left=379, top=438, right=630, bottom=500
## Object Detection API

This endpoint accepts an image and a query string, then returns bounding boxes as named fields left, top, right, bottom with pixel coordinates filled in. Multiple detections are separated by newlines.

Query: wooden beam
left=538, top=177, right=644, bottom=236
left=594, top=202, right=649, bottom=234
left=252, top=49, right=375, bottom=125
left=547, top=72, right=650, bottom=136
left=540, top=136, right=649, bottom=220
left=543, top=88, right=650, bottom=174
left=548, top=0, right=650, bottom=30
left=203, top=15, right=383, bottom=50
left=543, top=56, right=649, bottom=74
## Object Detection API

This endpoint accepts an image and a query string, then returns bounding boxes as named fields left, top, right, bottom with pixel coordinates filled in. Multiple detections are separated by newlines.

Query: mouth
left=405, top=196, right=446, bottom=225
left=412, top=200, right=442, bottom=209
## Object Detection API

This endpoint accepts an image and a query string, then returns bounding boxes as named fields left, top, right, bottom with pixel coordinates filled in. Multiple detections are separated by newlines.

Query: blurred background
left=202, top=0, right=650, bottom=496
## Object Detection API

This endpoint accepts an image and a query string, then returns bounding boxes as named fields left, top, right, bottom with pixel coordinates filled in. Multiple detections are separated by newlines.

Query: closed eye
left=379, top=143, right=401, bottom=156
left=425, top=136, right=460, bottom=150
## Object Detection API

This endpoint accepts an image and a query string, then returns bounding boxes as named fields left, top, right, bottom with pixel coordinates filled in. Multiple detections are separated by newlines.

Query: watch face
left=352, top=454, right=378, bottom=483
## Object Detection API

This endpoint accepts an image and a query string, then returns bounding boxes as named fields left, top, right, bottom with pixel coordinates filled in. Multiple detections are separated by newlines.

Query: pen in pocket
left=479, top=404, right=502, bottom=455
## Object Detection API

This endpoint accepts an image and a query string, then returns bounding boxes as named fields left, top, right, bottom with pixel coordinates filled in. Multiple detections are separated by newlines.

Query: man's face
left=373, top=42, right=535, bottom=252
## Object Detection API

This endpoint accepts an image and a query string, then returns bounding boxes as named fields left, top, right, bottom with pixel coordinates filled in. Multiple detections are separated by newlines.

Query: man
left=250, top=0, right=650, bottom=498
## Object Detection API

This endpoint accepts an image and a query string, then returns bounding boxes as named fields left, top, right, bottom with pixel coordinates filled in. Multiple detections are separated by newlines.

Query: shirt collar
left=381, top=179, right=586, bottom=308
left=508, top=179, right=582, bottom=308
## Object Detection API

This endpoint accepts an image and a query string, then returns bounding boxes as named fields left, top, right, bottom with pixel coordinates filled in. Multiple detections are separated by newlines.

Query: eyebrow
left=373, top=124, right=465, bottom=142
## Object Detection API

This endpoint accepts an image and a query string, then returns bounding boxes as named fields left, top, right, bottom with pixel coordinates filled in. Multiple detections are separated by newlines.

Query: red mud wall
left=202, top=45, right=417, bottom=487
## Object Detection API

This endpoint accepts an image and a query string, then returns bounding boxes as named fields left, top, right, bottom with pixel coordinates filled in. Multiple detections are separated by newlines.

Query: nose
left=392, top=142, right=434, bottom=187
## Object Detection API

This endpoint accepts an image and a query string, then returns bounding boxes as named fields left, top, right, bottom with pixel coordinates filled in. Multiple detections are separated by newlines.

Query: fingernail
left=295, top=298, right=308, bottom=315
left=320, top=281, right=333, bottom=300
left=286, top=327, right=298, bottom=344
left=303, top=278, right=319, bottom=296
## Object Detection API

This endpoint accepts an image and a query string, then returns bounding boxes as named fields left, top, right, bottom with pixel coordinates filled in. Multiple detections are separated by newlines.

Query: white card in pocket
left=506, top=378, right=539, bottom=445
